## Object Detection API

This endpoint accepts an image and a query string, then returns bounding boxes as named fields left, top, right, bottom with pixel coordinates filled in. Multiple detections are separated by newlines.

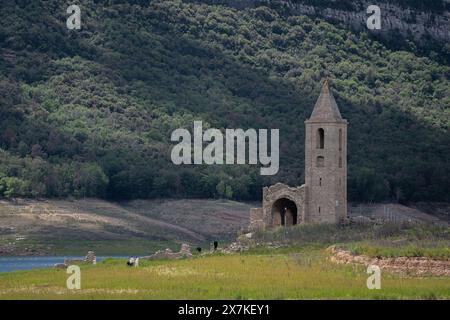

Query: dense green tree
left=0, top=0, right=448, bottom=203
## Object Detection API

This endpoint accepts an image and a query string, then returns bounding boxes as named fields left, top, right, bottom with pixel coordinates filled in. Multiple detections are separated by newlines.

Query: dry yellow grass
left=0, top=249, right=449, bottom=300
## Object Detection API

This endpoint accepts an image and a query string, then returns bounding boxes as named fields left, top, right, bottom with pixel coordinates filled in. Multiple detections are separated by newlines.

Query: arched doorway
left=272, top=198, right=298, bottom=227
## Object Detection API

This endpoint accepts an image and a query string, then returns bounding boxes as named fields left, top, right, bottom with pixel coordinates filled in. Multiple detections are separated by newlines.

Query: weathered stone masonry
left=250, top=80, right=348, bottom=229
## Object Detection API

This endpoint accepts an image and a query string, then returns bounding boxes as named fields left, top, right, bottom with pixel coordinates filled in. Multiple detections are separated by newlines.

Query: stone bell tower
left=248, top=79, right=348, bottom=230
left=304, top=79, right=348, bottom=223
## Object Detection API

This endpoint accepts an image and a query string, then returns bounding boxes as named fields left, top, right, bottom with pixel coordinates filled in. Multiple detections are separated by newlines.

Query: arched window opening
left=317, top=128, right=324, bottom=149
left=319, top=178, right=322, bottom=186
left=339, top=129, right=342, bottom=151
left=339, top=157, right=342, bottom=168
left=317, top=156, right=324, bottom=167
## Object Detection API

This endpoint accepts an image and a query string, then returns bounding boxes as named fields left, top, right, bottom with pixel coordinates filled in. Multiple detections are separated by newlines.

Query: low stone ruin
left=328, top=246, right=450, bottom=277
left=219, top=242, right=249, bottom=254
left=54, top=251, right=96, bottom=268
left=141, top=243, right=192, bottom=260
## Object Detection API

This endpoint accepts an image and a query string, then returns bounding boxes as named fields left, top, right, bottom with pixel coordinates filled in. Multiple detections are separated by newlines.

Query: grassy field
left=345, top=243, right=450, bottom=259
left=0, top=247, right=449, bottom=300
left=1, top=217, right=448, bottom=299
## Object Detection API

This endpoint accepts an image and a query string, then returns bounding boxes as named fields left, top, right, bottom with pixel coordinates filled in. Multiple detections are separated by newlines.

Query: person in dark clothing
left=213, top=241, right=218, bottom=251
left=281, top=207, right=287, bottom=226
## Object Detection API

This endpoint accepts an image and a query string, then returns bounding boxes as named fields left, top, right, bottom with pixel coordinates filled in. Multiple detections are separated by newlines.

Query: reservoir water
left=0, top=256, right=125, bottom=273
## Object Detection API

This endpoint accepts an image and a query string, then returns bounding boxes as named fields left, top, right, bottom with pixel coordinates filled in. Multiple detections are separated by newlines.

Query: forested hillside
left=0, top=0, right=449, bottom=203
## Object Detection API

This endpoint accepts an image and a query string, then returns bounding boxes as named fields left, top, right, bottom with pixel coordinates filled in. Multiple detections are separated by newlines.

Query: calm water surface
left=0, top=256, right=126, bottom=273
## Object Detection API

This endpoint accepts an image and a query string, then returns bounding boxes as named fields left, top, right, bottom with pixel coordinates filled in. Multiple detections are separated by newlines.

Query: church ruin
left=249, top=80, right=348, bottom=229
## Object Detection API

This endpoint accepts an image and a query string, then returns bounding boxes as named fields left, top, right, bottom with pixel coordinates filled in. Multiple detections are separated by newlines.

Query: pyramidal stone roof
left=309, top=79, right=343, bottom=121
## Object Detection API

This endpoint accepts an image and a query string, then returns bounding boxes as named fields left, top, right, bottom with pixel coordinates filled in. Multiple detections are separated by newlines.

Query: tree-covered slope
left=0, top=0, right=449, bottom=202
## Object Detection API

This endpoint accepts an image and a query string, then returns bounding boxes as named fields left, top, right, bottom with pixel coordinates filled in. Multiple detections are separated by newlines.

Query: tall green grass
left=251, top=222, right=450, bottom=247
left=347, top=243, right=450, bottom=259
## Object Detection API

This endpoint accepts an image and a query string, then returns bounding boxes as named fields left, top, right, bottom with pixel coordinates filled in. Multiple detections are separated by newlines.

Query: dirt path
left=91, top=201, right=206, bottom=241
